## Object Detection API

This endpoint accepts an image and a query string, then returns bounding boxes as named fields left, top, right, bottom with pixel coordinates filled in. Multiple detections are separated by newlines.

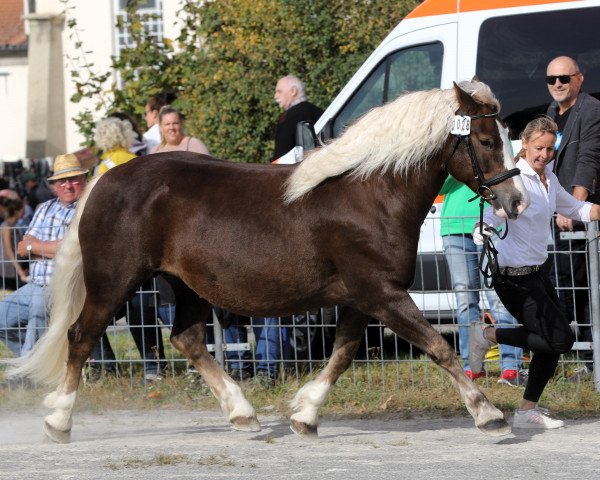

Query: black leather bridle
left=449, top=112, right=520, bottom=201
left=447, top=112, right=521, bottom=287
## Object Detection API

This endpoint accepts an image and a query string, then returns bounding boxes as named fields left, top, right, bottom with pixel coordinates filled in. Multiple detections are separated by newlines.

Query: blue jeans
left=0, top=283, right=48, bottom=356
left=203, top=319, right=252, bottom=371
left=223, top=324, right=252, bottom=372
left=443, top=234, right=522, bottom=372
left=252, top=317, right=286, bottom=378
left=158, top=304, right=175, bottom=326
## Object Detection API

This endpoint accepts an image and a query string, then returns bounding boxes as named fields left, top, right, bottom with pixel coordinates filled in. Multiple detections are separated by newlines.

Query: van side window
left=333, top=42, right=443, bottom=137
left=477, top=7, right=600, bottom=139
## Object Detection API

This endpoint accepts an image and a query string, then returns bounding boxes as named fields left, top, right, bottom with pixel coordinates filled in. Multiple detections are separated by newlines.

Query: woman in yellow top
left=94, top=117, right=137, bottom=176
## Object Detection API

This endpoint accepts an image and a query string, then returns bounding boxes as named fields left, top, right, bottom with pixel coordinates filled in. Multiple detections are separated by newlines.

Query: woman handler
left=470, top=116, right=600, bottom=429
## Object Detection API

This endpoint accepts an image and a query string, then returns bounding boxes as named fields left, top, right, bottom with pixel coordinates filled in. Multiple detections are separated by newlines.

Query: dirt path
left=1, top=407, right=599, bottom=479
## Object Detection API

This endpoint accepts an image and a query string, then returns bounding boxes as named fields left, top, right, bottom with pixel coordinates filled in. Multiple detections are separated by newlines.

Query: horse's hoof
left=290, top=419, right=318, bottom=438
left=477, top=417, right=512, bottom=437
left=230, top=416, right=261, bottom=432
left=43, top=420, right=71, bottom=444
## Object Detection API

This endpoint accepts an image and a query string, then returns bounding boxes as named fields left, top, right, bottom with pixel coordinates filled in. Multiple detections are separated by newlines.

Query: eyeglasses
left=144, top=108, right=154, bottom=115
left=54, top=177, right=83, bottom=188
left=546, top=73, right=580, bottom=85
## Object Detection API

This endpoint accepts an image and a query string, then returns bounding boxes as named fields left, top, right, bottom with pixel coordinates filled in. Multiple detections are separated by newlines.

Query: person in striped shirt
left=0, top=153, right=87, bottom=358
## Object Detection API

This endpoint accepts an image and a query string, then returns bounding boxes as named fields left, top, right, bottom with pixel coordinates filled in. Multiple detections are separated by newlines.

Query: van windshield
left=333, top=42, right=443, bottom=138
left=477, top=7, right=600, bottom=139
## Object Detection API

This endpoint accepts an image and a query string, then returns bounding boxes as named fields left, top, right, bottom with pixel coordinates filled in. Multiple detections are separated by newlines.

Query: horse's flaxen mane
left=284, top=80, right=500, bottom=203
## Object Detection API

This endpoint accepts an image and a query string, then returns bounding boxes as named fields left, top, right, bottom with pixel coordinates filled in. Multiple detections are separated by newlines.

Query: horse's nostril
left=515, top=200, right=528, bottom=216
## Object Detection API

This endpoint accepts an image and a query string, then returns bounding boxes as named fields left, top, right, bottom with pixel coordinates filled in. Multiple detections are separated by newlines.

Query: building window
left=114, top=0, right=164, bottom=56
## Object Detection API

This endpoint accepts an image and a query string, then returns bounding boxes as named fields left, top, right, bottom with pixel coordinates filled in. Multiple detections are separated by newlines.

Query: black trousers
left=493, top=265, right=574, bottom=403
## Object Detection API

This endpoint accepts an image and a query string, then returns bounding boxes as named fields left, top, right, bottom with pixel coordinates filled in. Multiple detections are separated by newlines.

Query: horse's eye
left=480, top=139, right=494, bottom=149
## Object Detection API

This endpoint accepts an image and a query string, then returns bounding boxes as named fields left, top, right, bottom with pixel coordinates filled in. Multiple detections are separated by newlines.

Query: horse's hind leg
left=43, top=301, right=117, bottom=443
left=166, top=276, right=260, bottom=432
left=376, top=290, right=510, bottom=436
left=290, top=307, right=369, bottom=437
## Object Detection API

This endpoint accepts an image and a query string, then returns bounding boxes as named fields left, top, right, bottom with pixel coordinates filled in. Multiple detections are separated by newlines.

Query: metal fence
left=1, top=219, right=598, bottom=390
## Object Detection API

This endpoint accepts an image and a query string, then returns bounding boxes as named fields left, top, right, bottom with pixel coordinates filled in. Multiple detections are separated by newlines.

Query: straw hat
left=48, top=153, right=89, bottom=181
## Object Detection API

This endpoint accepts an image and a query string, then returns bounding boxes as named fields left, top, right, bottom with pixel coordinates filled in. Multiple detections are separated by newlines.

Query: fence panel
left=1, top=217, right=598, bottom=390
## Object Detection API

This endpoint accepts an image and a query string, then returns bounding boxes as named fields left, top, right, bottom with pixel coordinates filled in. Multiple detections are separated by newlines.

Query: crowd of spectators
left=0, top=78, right=326, bottom=388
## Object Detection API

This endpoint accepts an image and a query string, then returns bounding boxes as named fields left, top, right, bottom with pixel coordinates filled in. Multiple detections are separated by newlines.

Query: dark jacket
left=273, top=101, right=323, bottom=160
left=547, top=91, right=600, bottom=203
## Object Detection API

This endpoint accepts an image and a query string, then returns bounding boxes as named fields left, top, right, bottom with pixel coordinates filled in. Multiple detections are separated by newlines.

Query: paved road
left=1, top=407, right=599, bottom=479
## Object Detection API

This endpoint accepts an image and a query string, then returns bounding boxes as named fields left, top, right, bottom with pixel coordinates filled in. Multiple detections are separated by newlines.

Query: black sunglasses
left=546, top=73, right=579, bottom=85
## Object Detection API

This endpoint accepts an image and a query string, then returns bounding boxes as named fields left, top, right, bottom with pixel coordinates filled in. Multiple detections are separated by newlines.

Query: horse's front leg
left=290, top=307, right=369, bottom=437
left=168, top=293, right=260, bottom=432
left=375, top=289, right=510, bottom=436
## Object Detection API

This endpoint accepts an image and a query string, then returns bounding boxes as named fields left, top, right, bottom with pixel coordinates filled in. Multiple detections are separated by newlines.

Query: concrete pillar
left=25, top=13, right=65, bottom=159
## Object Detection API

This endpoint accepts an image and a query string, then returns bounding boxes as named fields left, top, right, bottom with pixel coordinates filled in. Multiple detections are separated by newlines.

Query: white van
left=294, top=0, right=600, bottom=328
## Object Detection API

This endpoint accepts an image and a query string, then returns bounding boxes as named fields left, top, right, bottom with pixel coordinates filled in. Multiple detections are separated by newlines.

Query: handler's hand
left=473, top=223, right=493, bottom=246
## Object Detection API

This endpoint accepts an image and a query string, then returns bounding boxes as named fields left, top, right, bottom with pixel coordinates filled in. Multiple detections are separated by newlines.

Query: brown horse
left=11, top=80, right=529, bottom=443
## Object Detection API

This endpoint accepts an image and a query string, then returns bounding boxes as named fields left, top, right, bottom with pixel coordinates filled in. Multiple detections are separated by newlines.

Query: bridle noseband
left=447, top=112, right=521, bottom=287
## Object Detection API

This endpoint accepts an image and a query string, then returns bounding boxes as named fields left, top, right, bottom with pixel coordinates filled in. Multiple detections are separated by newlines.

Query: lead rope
left=459, top=136, right=514, bottom=288
left=472, top=195, right=509, bottom=288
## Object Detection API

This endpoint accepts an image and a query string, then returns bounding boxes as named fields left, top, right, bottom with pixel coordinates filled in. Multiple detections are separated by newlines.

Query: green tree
left=67, top=0, right=420, bottom=161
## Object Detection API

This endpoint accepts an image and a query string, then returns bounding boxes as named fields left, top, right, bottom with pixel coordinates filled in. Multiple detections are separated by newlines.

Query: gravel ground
left=1, top=407, right=599, bottom=479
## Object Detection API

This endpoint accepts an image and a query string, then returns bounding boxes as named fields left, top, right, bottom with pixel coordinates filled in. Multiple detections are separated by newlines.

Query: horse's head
left=446, top=81, right=529, bottom=219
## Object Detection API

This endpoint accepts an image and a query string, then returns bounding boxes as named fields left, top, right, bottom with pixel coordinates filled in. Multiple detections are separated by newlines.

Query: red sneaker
left=497, top=369, right=528, bottom=387
left=465, top=370, right=486, bottom=380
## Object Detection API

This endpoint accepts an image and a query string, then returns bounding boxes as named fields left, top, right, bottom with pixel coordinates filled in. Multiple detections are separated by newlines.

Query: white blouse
left=483, top=158, right=592, bottom=268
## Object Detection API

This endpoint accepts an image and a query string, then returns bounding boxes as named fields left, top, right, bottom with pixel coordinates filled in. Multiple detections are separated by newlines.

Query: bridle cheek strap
left=446, top=112, right=521, bottom=287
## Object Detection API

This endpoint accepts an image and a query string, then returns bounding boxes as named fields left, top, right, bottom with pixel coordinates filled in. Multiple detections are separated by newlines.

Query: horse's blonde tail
left=8, top=177, right=101, bottom=386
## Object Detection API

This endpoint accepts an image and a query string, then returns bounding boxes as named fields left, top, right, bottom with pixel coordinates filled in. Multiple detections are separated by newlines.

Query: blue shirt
left=26, top=198, right=77, bottom=286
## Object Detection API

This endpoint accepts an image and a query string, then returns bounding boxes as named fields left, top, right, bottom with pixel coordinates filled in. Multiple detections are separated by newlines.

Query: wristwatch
left=26, top=243, right=33, bottom=253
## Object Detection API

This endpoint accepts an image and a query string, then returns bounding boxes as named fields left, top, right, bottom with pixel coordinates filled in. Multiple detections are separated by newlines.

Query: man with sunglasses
left=545, top=56, right=600, bottom=382
left=0, top=154, right=87, bottom=369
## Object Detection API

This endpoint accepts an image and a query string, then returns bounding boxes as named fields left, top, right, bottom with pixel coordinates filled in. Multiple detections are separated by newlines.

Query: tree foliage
left=67, top=0, right=421, bottom=162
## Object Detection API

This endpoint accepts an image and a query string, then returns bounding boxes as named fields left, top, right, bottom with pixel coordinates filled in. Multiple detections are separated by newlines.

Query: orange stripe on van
left=406, top=0, right=581, bottom=18
left=406, top=0, right=457, bottom=18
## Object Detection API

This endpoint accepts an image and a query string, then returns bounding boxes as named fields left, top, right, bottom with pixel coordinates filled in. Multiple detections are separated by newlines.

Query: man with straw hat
left=0, top=154, right=87, bottom=368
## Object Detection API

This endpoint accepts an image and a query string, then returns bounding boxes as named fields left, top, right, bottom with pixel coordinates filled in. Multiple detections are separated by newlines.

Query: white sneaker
left=513, top=407, right=564, bottom=429
left=468, top=323, right=494, bottom=375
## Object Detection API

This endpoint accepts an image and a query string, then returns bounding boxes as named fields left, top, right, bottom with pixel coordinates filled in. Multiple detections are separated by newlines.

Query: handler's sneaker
left=513, top=407, right=564, bottom=429
left=469, top=323, right=494, bottom=375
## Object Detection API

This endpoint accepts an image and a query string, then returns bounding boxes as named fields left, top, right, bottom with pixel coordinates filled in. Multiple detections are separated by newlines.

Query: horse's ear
left=471, top=75, right=481, bottom=82
left=453, top=82, right=478, bottom=114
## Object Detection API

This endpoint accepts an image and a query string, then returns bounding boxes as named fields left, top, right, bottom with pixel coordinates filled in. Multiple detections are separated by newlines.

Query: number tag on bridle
left=450, top=115, right=471, bottom=135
